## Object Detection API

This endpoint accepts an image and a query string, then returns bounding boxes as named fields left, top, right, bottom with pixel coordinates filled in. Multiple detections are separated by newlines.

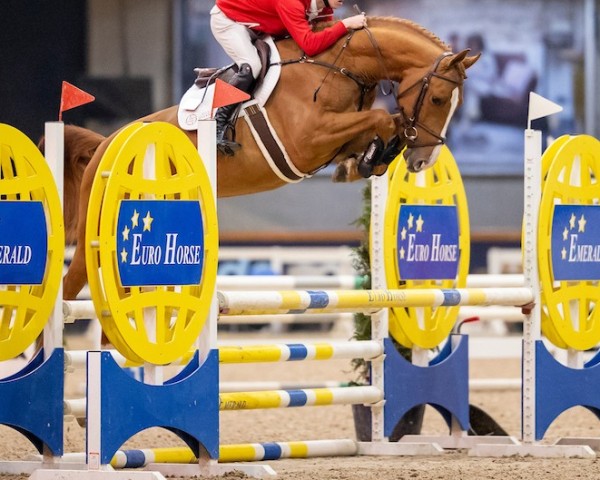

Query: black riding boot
left=215, top=63, right=255, bottom=156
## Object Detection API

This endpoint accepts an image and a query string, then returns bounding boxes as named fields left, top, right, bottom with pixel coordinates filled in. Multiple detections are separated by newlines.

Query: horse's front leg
left=356, top=133, right=404, bottom=178
left=320, top=110, right=400, bottom=182
left=318, top=109, right=397, bottom=147
left=332, top=151, right=392, bottom=181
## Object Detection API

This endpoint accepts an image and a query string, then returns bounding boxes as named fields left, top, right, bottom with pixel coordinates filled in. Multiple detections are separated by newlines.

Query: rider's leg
left=213, top=63, right=255, bottom=155
left=210, top=7, right=261, bottom=155
left=210, top=7, right=262, bottom=76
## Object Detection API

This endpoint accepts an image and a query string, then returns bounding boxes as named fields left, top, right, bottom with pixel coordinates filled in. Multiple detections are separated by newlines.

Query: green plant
left=350, top=181, right=411, bottom=384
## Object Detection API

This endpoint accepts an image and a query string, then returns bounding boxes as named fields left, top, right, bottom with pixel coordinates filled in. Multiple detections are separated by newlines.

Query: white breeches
left=210, top=6, right=261, bottom=79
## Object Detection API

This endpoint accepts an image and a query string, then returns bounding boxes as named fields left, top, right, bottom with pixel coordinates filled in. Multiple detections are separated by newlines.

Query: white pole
left=86, top=351, right=102, bottom=470
left=369, top=175, right=389, bottom=443
left=521, top=128, right=542, bottom=444
left=584, top=0, right=597, bottom=135
left=43, top=122, right=64, bottom=356
left=412, top=171, right=429, bottom=368
left=142, top=142, right=162, bottom=385
left=196, top=120, right=218, bottom=361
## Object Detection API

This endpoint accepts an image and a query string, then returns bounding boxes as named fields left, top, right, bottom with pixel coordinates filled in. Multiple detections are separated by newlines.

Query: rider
left=210, top=0, right=367, bottom=155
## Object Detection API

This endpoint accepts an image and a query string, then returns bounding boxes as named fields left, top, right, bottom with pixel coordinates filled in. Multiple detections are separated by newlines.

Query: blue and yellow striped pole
left=219, top=386, right=381, bottom=410
left=219, top=340, right=382, bottom=363
left=66, top=340, right=382, bottom=369
left=63, top=385, right=375, bottom=419
left=218, top=288, right=534, bottom=316
left=109, top=439, right=358, bottom=468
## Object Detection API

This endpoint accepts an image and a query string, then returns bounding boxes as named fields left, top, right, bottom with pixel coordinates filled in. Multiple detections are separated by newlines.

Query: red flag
left=59, top=81, right=95, bottom=121
left=211, top=79, right=251, bottom=113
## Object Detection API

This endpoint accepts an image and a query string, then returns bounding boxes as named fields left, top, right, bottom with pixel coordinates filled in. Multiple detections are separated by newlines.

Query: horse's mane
left=367, top=16, right=450, bottom=51
left=312, top=16, right=450, bottom=51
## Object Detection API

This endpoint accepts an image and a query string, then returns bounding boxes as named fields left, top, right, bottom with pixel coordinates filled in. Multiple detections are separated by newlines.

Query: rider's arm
left=276, top=0, right=348, bottom=57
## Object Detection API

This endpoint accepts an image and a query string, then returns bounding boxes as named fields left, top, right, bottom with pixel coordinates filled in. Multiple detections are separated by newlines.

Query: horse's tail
left=38, top=125, right=106, bottom=244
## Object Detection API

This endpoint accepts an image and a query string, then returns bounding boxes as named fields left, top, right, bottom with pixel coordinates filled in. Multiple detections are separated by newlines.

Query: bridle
left=395, top=51, right=463, bottom=148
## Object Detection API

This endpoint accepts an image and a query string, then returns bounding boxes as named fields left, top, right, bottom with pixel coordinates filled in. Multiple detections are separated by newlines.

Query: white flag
left=528, top=92, right=563, bottom=123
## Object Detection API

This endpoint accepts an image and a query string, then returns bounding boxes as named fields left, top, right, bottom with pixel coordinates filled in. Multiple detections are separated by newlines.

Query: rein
left=276, top=30, right=377, bottom=112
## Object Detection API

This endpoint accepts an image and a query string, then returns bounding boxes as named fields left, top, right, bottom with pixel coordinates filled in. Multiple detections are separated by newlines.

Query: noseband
left=396, top=52, right=463, bottom=148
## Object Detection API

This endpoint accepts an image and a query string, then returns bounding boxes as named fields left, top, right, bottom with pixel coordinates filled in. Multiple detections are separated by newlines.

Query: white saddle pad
left=178, top=37, right=281, bottom=131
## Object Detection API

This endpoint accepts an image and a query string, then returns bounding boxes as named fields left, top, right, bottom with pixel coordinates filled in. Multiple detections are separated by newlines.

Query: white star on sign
left=578, top=214, right=586, bottom=232
left=561, top=247, right=567, bottom=260
left=122, top=224, right=130, bottom=241
left=131, top=209, right=140, bottom=228
left=407, top=213, right=414, bottom=229
left=562, top=227, right=568, bottom=241
left=143, top=211, right=154, bottom=232
left=416, top=215, right=424, bottom=232
left=120, top=248, right=128, bottom=263
left=569, top=213, right=576, bottom=229
left=401, top=227, right=407, bottom=241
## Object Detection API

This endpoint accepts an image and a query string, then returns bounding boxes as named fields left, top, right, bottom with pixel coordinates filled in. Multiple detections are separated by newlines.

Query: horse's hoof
left=373, top=164, right=389, bottom=177
left=332, top=163, right=349, bottom=182
left=358, top=161, right=374, bottom=178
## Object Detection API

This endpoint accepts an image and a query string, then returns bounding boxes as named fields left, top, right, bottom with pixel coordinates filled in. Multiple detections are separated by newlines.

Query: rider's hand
left=342, top=14, right=367, bottom=30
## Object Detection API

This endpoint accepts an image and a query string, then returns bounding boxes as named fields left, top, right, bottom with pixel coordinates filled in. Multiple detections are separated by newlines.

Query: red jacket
left=216, top=0, right=348, bottom=57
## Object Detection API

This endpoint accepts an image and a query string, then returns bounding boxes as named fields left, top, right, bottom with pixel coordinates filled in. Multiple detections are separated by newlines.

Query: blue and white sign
left=0, top=202, right=47, bottom=285
left=552, top=204, right=600, bottom=281
left=397, top=205, right=460, bottom=280
left=116, top=200, right=204, bottom=286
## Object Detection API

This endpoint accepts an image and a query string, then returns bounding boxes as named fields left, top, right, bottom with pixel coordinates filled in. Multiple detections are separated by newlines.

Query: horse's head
left=396, top=49, right=480, bottom=172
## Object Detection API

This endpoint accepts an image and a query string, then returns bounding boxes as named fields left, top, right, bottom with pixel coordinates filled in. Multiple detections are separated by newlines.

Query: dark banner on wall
left=175, top=0, right=584, bottom=176
left=0, top=0, right=86, bottom=141
left=366, top=0, right=584, bottom=176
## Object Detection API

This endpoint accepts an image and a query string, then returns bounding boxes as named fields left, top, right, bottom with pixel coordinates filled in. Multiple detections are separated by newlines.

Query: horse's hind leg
left=63, top=246, right=86, bottom=299
left=63, top=142, right=107, bottom=300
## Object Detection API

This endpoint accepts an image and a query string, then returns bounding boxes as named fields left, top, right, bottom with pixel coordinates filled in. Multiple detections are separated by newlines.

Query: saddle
left=178, top=36, right=302, bottom=183
left=193, top=34, right=272, bottom=94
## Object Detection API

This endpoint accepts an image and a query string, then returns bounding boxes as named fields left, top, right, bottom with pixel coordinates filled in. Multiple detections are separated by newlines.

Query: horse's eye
left=431, top=96, right=443, bottom=106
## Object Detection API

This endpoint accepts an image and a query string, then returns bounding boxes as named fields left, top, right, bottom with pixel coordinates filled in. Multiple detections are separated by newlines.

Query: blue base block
left=0, top=348, right=64, bottom=455
left=534, top=340, right=600, bottom=440
left=383, top=335, right=470, bottom=436
left=98, top=350, right=219, bottom=465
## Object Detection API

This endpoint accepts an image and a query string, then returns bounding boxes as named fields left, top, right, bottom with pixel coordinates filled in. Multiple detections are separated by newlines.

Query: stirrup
left=216, top=122, right=241, bottom=156
left=217, top=138, right=241, bottom=157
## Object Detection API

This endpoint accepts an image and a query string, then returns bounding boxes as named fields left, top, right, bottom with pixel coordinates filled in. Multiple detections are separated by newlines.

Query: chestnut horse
left=60, top=16, right=479, bottom=300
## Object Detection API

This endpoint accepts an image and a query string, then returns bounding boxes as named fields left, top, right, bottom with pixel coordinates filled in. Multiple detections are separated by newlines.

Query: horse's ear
left=447, top=49, right=480, bottom=70
left=462, top=52, right=481, bottom=70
